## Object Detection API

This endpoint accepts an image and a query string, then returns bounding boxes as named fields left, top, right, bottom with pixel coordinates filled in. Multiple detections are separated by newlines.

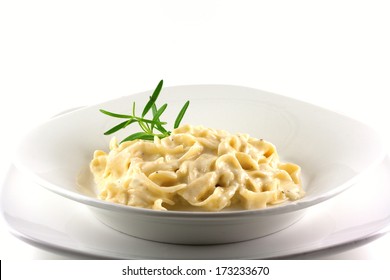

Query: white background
left=1, top=0, right=390, bottom=260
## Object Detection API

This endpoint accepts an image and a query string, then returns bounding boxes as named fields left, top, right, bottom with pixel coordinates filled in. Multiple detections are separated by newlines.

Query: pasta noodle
left=90, top=125, right=304, bottom=211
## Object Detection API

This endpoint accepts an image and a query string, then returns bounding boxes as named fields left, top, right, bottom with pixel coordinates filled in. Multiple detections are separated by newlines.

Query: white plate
left=2, top=157, right=390, bottom=259
left=13, top=85, right=386, bottom=244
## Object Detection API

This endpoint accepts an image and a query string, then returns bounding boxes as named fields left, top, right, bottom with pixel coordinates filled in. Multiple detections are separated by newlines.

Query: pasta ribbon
left=90, top=125, right=304, bottom=211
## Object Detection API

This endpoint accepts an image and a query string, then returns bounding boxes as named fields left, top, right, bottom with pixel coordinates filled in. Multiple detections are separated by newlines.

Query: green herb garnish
left=100, top=80, right=190, bottom=143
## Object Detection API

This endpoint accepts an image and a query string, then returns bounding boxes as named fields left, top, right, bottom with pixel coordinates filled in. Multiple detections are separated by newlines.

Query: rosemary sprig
left=100, top=80, right=190, bottom=143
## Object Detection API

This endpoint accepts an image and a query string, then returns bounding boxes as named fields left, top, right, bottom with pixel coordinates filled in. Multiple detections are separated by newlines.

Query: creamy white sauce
left=90, top=125, right=304, bottom=211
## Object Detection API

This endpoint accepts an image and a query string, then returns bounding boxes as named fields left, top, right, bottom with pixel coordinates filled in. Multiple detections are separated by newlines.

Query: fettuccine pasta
left=90, top=125, right=304, bottom=211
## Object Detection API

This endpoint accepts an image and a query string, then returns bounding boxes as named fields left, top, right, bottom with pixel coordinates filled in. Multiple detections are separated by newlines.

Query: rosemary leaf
left=142, top=80, right=163, bottom=117
left=152, top=103, right=168, bottom=123
left=103, top=119, right=137, bottom=135
left=174, top=101, right=190, bottom=129
left=121, top=132, right=155, bottom=143
left=100, top=109, right=133, bottom=119
left=151, top=103, right=158, bottom=131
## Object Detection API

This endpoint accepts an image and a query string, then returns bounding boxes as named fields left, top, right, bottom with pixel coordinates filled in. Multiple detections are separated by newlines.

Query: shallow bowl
left=14, top=85, right=385, bottom=244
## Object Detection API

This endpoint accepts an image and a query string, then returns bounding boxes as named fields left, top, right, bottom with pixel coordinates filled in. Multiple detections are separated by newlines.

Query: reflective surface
left=2, top=157, right=390, bottom=259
